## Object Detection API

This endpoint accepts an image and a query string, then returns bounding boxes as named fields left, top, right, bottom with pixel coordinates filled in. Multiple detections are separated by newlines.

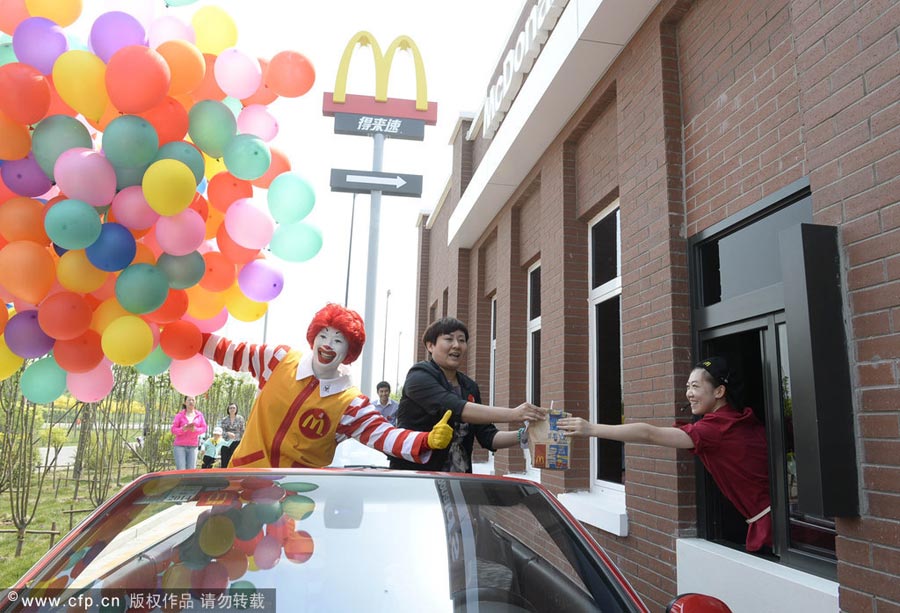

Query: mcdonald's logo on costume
left=322, top=31, right=438, bottom=124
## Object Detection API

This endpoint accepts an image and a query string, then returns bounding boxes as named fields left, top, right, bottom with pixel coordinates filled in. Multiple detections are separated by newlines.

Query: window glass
left=529, top=267, right=541, bottom=320
left=595, top=296, right=622, bottom=483
left=591, top=211, right=618, bottom=289
left=531, top=330, right=541, bottom=406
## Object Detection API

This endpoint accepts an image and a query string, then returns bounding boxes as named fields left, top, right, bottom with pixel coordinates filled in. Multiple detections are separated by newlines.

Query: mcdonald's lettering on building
left=322, top=31, right=438, bottom=124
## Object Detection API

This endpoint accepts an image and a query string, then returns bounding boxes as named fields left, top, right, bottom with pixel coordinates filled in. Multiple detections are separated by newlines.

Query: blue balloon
left=85, top=223, right=136, bottom=272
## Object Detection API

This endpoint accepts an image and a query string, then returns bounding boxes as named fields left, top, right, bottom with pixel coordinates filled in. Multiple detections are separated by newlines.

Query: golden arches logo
left=333, top=31, right=428, bottom=111
left=322, top=31, right=437, bottom=124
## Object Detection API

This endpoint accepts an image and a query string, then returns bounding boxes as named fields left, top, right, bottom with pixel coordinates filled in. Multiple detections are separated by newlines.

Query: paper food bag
left=528, top=406, right=571, bottom=470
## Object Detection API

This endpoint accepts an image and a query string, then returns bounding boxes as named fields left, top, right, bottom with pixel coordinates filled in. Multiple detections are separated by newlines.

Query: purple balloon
left=12, top=17, right=69, bottom=75
left=89, top=12, right=147, bottom=63
left=238, top=259, right=284, bottom=302
left=1, top=154, right=53, bottom=197
left=4, top=310, right=54, bottom=359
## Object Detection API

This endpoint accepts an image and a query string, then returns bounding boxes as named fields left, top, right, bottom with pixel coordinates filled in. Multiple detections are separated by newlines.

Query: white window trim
left=559, top=201, right=627, bottom=536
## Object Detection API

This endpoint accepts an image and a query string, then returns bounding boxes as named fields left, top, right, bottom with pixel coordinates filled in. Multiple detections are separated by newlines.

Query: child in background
left=201, top=427, right=225, bottom=469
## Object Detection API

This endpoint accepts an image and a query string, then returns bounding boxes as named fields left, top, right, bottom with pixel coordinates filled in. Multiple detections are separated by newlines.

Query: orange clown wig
left=306, top=303, right=366, bottom=364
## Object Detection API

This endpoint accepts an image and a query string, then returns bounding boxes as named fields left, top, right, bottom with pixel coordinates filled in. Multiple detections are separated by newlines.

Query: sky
left=71, top=0, right=526, bottom=393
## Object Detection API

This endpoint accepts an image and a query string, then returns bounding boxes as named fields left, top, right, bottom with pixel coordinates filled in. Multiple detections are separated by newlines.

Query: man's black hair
left=376, top=381, right=391, bottom=392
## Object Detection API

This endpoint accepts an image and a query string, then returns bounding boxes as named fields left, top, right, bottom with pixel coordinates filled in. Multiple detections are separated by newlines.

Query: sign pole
left=360, top=132, right=385, bottom=396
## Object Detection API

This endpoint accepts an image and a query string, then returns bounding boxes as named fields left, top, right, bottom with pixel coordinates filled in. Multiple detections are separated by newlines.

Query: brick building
left=413, top=1, right=899, bottom=611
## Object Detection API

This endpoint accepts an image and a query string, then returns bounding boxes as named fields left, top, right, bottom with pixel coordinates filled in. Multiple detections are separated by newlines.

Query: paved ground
left=36, top=445, right=77, bottom=467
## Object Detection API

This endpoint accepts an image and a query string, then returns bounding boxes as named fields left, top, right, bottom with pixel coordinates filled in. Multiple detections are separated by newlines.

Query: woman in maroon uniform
left=557, top=357, right=772, bottom=552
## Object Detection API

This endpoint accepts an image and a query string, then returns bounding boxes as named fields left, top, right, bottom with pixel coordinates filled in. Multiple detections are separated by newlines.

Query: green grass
left=0, top=464, right=148, bottom=588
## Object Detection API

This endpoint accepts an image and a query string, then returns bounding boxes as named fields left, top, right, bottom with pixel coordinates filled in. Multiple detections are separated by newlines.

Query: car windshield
left=10, top=471, right=639, bottom=612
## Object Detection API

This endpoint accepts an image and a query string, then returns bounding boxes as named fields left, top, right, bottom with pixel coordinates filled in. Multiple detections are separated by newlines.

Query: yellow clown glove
left=427, top=410, right=453, bottom=450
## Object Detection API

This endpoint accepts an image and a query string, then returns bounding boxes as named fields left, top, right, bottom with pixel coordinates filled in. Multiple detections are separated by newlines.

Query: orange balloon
left=145, top=288, right=188, bottom=324
left=207, top=172, right=252, bottom=212
left=184, top=284, right=226, bottom=320
left=37, top=291, right=92, bottom=340
left=53, top=329, right=104, bottom=373
left=199, top=250, right=235, bottom=291
left=139, top=96, right=189, bottom=145
left=90, top=297, right=128, bottom=334
left=250, top=146, right=291, bottom=188
left=215, top=224, right=259, bottom=265
left=205, top=205, right=224, bottom=240
left=0, top=304, right=8, bottom=335
left=0, top=0, right=28, bottom=35
left=157, top=40, right=205, bottom=96
left=0, top=63, right=51, bottom=125
left=267, top=51, right=315, bottom=98
left=160, top=319, right=202, bottom=359
left=89, top=272, right=118, bottom=302
left=0, top=241, right=55, bottom=304
left=86, top=103, right=122, bottom=133
left=0, top=109, right=32, bottom=160
left=191, top=54, right=226, bottom=102
left=241, top=58, right=277, bottom=106
left=0, top=196, right=49, bottom=244
left=57, top=249, right=107, bottom=293
left=188, top=192, right=209, bottom=221
left=46, top=77, right=78, bottom=117
left=105, top=46, right=171, bottom=114
left=132, top=242, right=157, bottom=266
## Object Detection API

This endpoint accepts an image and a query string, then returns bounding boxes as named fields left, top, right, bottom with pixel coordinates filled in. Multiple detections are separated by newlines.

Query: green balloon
left=32, top=115, right=93, bottom=180
left=270, top=222, right=322, bottom=263
left=157, top=252, right=205, bottom=290
left=136, top=346, right=172, bottom=376
left=155, top=141, right=204, bottom=185
left=115, top=264, right=169, bottom=314
left=188, top=100, right=237, bottom=158
left=222, top=96, right=242, bottom=118
left=223, top=134, right=271, bottom=181
left=0, top=42, right=17, bottom=67
left=21, top=357, right=67, bottom=405
left=44, top=198, right=102, bottom=250
left=267, top=173, right=315, bottom=223
left=115, top=162, right=149, bottom=191
left=103, top=115, right=160, bottom=169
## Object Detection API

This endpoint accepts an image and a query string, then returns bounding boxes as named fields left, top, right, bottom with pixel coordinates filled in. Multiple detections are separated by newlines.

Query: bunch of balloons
left=0, top=0, right=323, bottom=403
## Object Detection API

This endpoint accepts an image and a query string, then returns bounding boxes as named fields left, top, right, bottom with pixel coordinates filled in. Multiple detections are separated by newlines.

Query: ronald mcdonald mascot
left=200, top=303, right=451, bottom=468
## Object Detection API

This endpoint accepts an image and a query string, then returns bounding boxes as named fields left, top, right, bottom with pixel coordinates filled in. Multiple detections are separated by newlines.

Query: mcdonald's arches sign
left=322, top=31, right=438, bottom=125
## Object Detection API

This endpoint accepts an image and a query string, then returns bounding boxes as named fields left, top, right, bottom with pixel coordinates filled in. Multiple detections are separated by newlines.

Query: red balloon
left=54, top=329, right=104, bottom=373
left=38, top=291, right=92, bottom=340
left=188, top=192, right=209, bottom=221
left=199, top=251, right=235, bottom=292
left=241, top=58, right=277, bottom=106
left=0, top=63, right=51, bottom=125
left=191, top=53, right=226, bottom=102
left=266, top=51, right=314, bottom=98
left=144, top=288, right=189, bottom=324
left=207, top=172, right=252, bottom=213
left=160, top=319, right=202, bottom=359
left=0, top=304, right=8, bottom=335
left=215, top=224, right=258, bottom=265
left=139, top=96, right=189, bottom=145
left=105, top=46, right=171, bottom=113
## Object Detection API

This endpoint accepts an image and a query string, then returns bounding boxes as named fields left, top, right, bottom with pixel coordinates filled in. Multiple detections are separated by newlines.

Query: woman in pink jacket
left=170, top=396, right=207, bottom=470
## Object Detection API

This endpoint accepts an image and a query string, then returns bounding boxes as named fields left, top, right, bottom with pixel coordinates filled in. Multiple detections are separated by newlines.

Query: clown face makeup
left=312, top=326, right=349, bottom=379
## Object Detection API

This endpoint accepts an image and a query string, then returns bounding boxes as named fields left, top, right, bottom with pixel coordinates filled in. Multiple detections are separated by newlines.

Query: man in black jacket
left=390, top=317, right=546, bottom=473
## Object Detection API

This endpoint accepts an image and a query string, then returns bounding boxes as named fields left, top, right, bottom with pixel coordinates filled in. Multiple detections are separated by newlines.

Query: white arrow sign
left=346, top=173, right=407, bottom=189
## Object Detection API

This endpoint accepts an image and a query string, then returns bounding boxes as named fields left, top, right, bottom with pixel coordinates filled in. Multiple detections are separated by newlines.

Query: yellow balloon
left=0, top=336, right=25, bottom=381
left=101, top=315, right=153, bottom=366
left=142, top=159, right=197, bottom=216
left=52, top=50, right=108, bottom=123
left=26, top=0, right=83, bottom=27
left=203, top=152, right=227, bottom=179
left=224, top=283, right=267, bottom=322
left=57, top=249, right=108, bottom=293
left=185, top=285, right=227, bottom=320
left=91, top=297, right=129, bottom=335
left=192, top=6, right=238, bottom=55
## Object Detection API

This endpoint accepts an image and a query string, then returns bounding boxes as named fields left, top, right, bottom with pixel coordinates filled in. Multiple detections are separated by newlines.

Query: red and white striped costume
left=201, top=334, right=433, bottom=468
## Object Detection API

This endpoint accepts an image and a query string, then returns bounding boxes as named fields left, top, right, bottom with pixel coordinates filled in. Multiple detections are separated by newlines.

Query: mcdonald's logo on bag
left=322, top=31, right=438, bottom=124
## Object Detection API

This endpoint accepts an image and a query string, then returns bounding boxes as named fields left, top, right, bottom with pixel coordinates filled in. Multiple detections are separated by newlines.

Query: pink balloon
left=224, top=198, right=275, bottom=250
left=214, top=48, right=262, bottom=99
left=148, top=15, right=195, bottom=48
left=156, top=208, right=205, bottom=256
left=67, top=361, right=115, bottom=403
left=169, top=353, right=214, bottom=396
left=182, top=308, right=228, bottom=333
left=237, top=104, right=278, bottom=142
left=253, top=534, right=281, bottom=570
left=54, top=148, right=117, bottom=207
left=112, top=185, right=160, bottom=230
left=238, top=259, right=283, bottom=302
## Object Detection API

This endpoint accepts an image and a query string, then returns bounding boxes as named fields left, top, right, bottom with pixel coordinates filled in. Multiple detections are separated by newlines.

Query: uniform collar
left=296, top=352, right=353, bottom=397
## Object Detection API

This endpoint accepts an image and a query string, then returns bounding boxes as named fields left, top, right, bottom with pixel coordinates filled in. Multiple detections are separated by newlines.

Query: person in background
left=201, top=427, right=226, bottom=468
left=373, top=381, right=399, bottom=425
left=557, top=356, right=772, bottom=552
left=170, top=396, right=207, bottom=470
left=218, top=402, right=245, bottom=468
left=199, top=303, right=453, bottom=469
left=390, top=317, right=547, bottom=473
